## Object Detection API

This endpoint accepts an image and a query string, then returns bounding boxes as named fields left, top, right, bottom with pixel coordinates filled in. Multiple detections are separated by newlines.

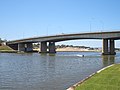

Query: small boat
left=76, top=54, right=84, bottom=57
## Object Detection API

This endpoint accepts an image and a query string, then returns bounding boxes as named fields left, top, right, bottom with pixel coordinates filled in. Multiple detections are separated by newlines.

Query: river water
left=0, top=52, right=120, bottom=90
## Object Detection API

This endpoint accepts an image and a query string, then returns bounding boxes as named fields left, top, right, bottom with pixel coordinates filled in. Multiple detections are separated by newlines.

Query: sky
left=0, top=0, right=120, bottom=47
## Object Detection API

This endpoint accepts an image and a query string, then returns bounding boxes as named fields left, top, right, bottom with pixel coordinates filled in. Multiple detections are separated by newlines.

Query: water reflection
left=40, top=54, right=56, bottom=80
left=40, top=53, right=56, bottom=56
left=102, top=55, right=115, bottom=67
left=47, top=56, right=56, bottom=79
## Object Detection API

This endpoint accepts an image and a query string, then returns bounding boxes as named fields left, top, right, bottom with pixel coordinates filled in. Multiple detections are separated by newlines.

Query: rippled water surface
left=0, top=52, right=120, bottom=90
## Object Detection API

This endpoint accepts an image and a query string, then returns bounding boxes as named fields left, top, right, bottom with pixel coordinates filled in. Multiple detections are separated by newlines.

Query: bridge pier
left=102, top=39, right=116, bottom=55
left=26, top=43, right=33, bottom=52
left=40, top=42, right=47, bottom=53
left=49, top=42, right=56, bottom=53
left=40, top=42, right=56, bottom=53
left=18, top=43, right=25, bottom=52
left=110, top=39, right=116, bottom=55
left=102, top=39, right=109, bottom=55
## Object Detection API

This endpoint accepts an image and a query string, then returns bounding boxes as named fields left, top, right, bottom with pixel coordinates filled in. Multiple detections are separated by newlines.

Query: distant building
left=0, top=38, right=7, bottom=46
left=2, top=42, right=7, bottom=45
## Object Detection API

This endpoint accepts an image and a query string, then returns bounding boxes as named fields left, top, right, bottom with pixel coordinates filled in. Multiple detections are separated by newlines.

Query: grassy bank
left=0, top=45, right=12, bottom=50
left=0, top=45, right=17, bottom=53
left=75, top=64, right=120, bottom=90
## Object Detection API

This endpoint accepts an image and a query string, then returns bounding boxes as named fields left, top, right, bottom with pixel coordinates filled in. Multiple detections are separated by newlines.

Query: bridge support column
left=110, top=39, right=116, bottom=55
left=102, top=39, right=116, bottom=55
left=18, top=43, right=25, bottom=52
left=26, top=43, right=33, bottom=52
left=49, top=42, right=56, bottom=53
left=40, top=42, right=47, bottom=53
left=102, top=39, right=109, bottom=55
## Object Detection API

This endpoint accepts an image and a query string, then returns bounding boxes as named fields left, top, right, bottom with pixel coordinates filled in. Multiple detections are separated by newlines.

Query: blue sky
left=0, top=0, right=120, bottom=47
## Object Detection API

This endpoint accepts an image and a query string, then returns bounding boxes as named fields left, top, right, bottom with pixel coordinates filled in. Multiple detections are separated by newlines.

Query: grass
left=75, top=64, right=120, bottom=90
left=0, top=45, right=12, bottom=50
left=0, top=45, right=17, bottom=53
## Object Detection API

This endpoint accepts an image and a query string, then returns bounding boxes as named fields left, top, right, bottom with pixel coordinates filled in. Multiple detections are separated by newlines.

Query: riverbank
left=68, top=64, right=120, bottom=90
left=0, top=50, right=17, bottom=53
left=0, top=45, right=17, bottom=53
left=56, top=47, right=101, bottom=52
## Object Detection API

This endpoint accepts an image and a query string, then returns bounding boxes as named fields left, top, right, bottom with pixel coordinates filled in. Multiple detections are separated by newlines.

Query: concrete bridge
left=6, top=31, right=120, bottom=55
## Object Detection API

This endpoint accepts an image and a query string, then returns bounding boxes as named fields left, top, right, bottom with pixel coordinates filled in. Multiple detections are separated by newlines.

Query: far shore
left=56, top=47, right=101, bottom=52
left=34, top=47, right=101, bottom=52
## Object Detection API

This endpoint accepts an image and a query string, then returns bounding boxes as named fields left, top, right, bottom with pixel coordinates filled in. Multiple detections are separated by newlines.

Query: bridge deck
left=7, top=31, right=120, bottom=44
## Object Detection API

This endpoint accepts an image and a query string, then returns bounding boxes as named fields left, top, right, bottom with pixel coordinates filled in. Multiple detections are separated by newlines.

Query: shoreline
left=0, top=50, right=100, bottom=53
left=0, top=50, right=17, bottom=53
left=56, top=50, right=100, bottom=52
left=56, top=47, right=101, bottom=52
left=67, top=64, right=115, bottom=90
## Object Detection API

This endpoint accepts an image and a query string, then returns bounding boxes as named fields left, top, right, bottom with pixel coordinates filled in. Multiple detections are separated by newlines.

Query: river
left=0, top=52, right=120, bottom=90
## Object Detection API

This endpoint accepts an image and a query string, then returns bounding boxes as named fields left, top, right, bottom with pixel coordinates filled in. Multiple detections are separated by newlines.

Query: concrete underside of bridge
left=8, top=41, right=56, bottom=53
left=8, top=39, right=116, bottom=55
left=8, top=44, right=18, bottom=50
left=18, top=43, right=33, bottom=52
